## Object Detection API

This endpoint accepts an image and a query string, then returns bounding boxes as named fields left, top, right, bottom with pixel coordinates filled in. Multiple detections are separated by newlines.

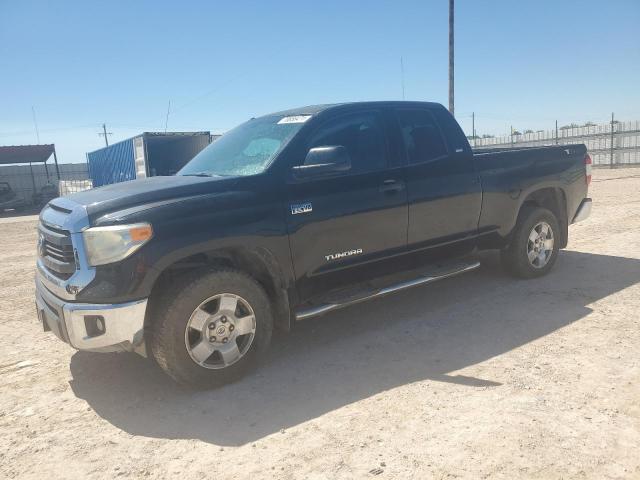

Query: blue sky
left=1, top=0, right=639, bottom=163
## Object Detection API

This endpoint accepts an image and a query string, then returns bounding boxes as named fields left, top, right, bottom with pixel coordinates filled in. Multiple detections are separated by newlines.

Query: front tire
left=149, top=268, right=273, bottom=387
left=501, top=207, right=560, bottom=279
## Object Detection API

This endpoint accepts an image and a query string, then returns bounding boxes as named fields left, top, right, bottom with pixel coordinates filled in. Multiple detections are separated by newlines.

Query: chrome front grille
left=38, top=222, right=76, bottom=280
left=43, top=241, right=74, bottom=263
left=36, top=197, right=94, bottom=301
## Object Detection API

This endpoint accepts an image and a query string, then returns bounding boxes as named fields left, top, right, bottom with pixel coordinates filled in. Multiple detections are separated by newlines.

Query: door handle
left=379, top=179, right=404, bottom=194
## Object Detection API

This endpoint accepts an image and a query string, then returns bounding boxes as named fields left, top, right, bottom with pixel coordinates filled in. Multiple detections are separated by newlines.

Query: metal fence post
left=53, top=148, right=61, bottom=180
left=610, top=112, right=615, bottom=168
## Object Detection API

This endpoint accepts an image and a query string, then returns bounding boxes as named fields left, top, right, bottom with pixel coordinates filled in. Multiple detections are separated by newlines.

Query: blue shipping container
left=87, top=138, right=135, bottom=187
left=87, top=132, right=211, bottom=187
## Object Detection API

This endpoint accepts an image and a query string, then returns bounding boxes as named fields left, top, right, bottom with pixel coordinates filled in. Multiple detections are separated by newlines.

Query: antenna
left=164, top=100, right=171, bottom=133
left=31, top=106, right=40, bottom=143
left=98, top=123, right=113, bottom=147
left=400, top=56, right=406, bottom=100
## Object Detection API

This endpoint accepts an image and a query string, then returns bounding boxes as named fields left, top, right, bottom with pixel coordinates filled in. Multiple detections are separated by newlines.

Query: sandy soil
left=1, top=168, right=639, bottom=480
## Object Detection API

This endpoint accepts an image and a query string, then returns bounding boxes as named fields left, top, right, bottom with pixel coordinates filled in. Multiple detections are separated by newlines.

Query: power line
left=130, top=73, right=245, bottom=131
left=169, top=74, right=245, bottom=114
left=0, top=123, right=101, bottom=137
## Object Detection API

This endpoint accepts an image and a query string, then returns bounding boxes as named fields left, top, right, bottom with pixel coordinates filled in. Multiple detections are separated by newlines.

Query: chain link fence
left=471, top=119, right=640, bottom=167
left=0, top=163, right=91, bottom=210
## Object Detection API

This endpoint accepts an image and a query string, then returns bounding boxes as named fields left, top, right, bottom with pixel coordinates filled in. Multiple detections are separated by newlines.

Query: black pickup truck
left=35, top=101, right=592, bottom=386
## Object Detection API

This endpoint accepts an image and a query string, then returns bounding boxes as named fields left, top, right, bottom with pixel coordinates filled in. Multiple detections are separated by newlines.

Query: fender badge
left=291, top=202, right=312, bottom=215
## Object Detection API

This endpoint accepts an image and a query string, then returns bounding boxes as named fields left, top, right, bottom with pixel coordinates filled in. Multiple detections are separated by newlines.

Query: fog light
left=84, top=315, right=106, bottom=337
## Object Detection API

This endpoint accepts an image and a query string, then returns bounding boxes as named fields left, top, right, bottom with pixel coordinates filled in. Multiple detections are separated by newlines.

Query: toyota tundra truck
left=35, top=101, right=592, bottom=387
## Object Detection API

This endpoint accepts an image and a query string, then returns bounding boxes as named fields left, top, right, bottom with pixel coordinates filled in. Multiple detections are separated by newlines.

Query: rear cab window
left=430, top=107, right=472, bottom=154
left=395, top=109, right=448, bottom=164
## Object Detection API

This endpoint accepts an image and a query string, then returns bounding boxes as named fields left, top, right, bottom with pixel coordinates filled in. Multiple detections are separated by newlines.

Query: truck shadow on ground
left=69, top=250, right=640, bottom=446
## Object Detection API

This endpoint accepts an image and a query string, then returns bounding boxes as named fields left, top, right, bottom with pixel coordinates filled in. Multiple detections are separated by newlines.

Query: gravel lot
left=1, top=168, right=639, bottom=479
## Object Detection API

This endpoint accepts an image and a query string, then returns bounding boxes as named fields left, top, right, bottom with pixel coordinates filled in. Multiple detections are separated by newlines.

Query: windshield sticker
left=278, top=115, right=311, bottom=124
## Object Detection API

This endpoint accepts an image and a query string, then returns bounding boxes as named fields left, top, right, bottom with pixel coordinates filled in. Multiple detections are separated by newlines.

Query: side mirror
left=292, top=146, right=351, bottom=179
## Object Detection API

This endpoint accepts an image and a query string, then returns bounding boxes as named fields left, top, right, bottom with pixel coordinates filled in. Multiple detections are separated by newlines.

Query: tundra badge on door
left=325, top=248, right=363, bottom=262
left=291, top=202, right=313, bottom=215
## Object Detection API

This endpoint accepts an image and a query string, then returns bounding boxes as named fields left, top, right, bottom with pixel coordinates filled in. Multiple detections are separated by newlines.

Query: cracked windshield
left=179, top=115, right=309, bottom=177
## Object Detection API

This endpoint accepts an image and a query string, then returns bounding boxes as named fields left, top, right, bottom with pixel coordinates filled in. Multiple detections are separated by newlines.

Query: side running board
left=295, top=260, right=481, bottom=321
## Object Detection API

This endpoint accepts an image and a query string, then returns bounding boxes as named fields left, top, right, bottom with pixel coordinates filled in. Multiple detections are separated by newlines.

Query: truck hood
left=63, top=175, right=238, bottom=221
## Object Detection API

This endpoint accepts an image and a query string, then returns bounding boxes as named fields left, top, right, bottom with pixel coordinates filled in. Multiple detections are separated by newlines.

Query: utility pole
left=448, top=0, right=454, bottom=115
left=98, top=123, right=112, bottom=147
left=555, top=120, right=558, bottom=145
left=610, top=112, right=615, bottom=168
left=472, top=112, right=475, bottom=147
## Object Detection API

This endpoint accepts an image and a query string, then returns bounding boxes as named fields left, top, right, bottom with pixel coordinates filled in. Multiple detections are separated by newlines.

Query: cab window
left=396, top=109, right=448, bottom=164
left=307, top=112, right=388, bottom=174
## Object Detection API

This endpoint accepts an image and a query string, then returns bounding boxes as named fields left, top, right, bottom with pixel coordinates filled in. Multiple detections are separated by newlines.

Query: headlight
left=83, top=223, right=153, bottom=266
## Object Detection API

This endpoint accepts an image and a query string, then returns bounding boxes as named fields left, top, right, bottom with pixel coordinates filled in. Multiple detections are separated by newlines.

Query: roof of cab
left=266, top=101, right=444, bottom=118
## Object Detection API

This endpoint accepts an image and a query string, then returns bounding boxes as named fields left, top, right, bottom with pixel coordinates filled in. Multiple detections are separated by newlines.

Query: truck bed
left=473, top=144, right=586, bottom=156
left=472, top=143, right=589, bottom=241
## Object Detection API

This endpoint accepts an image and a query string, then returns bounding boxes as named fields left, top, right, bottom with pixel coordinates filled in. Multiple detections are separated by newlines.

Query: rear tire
left=501, top=207, right=560, bottom=279
left=149, top=268, right=273, bottom=388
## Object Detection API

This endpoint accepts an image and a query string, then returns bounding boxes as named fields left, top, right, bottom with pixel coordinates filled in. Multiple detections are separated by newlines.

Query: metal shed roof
left=0, top=144, right=55, bottom=165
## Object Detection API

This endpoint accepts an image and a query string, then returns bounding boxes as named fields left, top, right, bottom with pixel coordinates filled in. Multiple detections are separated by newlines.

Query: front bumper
left=35, top=275, right=148, bottom=356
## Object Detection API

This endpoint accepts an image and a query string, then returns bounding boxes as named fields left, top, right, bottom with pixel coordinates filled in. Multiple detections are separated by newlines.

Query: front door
left=286, top=110, right=408, bottom=301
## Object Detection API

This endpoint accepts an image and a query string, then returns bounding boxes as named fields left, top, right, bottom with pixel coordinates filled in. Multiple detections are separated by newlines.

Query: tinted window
left=431, top=107, right=471, bottom=153
left=307, top=112, right=387, bottom=173
left=396, top=109, right=448, bottom=164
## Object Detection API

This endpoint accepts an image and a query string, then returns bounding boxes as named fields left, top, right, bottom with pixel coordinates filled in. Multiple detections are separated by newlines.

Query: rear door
left=286, top=109, right=408, bottom=301
left=395, top=107, right=482, bottom=249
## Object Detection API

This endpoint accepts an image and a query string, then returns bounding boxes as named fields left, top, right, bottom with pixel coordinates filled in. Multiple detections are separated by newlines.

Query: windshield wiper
left=182, top=172, right=217, bottom=177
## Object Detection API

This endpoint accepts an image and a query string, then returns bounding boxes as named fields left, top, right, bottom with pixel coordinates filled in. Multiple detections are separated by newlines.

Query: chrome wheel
left=184, top=293, right=256, bottom=369
left=527, top=221, right=554, bottom=269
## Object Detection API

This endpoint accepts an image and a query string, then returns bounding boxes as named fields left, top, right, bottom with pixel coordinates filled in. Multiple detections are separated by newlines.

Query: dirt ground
left=1, top=168, right=639, bottom=480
